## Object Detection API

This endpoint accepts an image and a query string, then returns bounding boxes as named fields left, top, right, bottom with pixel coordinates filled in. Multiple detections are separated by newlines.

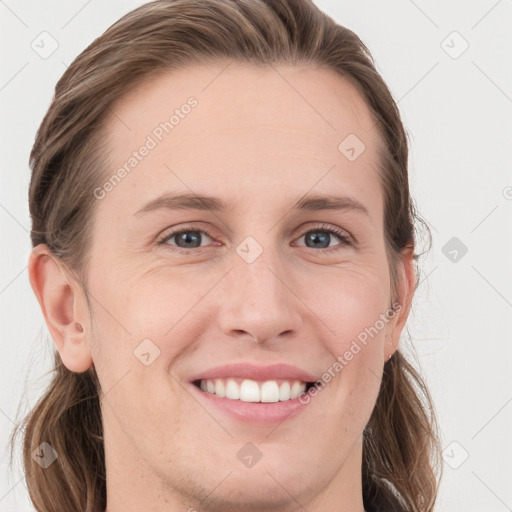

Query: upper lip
left=188, top=363, right=318, bottom=383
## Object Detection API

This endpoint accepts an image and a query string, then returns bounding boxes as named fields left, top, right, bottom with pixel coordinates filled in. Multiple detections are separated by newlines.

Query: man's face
left=81, top=62, right=408, bottom=511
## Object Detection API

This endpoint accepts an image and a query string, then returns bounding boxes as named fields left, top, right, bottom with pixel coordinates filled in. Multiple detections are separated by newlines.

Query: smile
left=194, top=378, right=314, bottom=402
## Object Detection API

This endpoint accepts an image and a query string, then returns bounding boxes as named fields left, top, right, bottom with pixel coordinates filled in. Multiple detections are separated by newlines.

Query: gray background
left=1, top=1, right=511, bottom=510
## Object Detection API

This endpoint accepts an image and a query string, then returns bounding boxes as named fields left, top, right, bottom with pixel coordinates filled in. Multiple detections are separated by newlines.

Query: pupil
left=307, top=231, right=329, bottom=249
left=178, top=232, right=200, bottom=248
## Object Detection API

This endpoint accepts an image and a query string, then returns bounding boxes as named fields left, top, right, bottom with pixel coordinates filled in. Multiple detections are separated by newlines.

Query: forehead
left=99, top=61, right=382, bottom=217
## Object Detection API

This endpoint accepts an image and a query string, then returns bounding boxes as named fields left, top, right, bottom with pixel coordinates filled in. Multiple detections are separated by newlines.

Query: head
left=10, top=1, right=442, bottom=511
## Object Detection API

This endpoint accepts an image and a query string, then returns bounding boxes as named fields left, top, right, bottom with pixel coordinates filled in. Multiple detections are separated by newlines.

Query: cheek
left=87, top=264, right=219, bottom=388
left=304, top=266, right=392, bottom=357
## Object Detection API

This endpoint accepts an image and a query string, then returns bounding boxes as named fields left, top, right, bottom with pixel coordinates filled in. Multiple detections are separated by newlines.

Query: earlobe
left=384, top=246, right=416, bottom=360
left=28, top=244, right=93, bottom=373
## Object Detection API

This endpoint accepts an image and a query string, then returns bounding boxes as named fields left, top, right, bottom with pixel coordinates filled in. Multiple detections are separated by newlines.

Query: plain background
left=1, top=1, right=511, bottom=510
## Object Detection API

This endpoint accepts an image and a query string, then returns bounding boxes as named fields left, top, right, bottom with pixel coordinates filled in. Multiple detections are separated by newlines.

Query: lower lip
left=188, top=383, right=311, bottom=426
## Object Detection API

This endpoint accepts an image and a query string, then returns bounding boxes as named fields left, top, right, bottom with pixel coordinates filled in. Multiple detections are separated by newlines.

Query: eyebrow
left=133, top=192, right=370, bottom=217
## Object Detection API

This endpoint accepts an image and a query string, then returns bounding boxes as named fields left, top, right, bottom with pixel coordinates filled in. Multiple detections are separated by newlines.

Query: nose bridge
left=240, top=251, right=284, bottom=308
left=219, top=242, right=303, bottom=342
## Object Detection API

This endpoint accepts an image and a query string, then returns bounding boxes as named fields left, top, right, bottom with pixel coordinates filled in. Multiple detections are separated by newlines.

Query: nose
left=217, top=250, right=304, bottom=346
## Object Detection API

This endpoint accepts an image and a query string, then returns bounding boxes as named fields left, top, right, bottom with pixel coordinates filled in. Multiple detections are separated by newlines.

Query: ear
left=384, top=246, right=416, bottom=360
left=28, top=244, right=93, bottom=373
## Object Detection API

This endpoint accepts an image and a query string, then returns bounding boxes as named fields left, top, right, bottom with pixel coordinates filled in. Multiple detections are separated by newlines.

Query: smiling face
left=61, top=62, right=413, bottom=511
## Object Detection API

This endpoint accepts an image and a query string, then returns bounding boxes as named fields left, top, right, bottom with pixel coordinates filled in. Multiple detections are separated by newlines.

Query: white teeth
left=290, top=381, right=306, bottom=399
left=279, top=381, right=291, bottom=401
left=240, top=379, right=260, bottom=402
left=260, top=381, right=280, bottom=403
left=214, top=378, right=225, bottom=398
left=198, top=378, right=307, bottom=402
left=225, top=378, right=240, bottom=399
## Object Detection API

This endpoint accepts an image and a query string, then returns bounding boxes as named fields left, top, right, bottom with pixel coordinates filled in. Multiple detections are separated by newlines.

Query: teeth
left=198, top=378, right=307, bottom=402
left=214, top=378, right=226, bottom=398
left=290, top=381, right=304, bottom=399
left=240, top=380, right=260, bottom=402
left=279, top=380, right=291, bottom=401
left=260, top=381, right=280, bottom=403
left=226, top=378, right=240, bottom=400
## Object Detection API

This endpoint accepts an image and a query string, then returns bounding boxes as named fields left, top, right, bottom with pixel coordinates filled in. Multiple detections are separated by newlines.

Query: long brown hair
left=9, top=1, right=443, bottom=510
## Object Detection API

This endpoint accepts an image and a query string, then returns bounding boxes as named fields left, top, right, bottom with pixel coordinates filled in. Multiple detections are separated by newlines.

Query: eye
left=294, top=223, right=352, bottom=251
left=156, top=222, right=353, bottom=254
left=157, top=225, right=215, bottom=254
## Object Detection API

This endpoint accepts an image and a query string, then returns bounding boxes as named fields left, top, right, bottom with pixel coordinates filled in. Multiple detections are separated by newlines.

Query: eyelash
left=156, top=223, right=353, bottom=255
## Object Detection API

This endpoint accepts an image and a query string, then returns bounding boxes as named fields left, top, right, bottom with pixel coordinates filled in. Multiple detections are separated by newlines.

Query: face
left=35, top=62, right=414, bottom=512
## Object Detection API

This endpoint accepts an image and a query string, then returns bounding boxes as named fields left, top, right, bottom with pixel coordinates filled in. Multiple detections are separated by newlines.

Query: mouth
left=192, top=378, right=315, bottom=403
left=186, top=363, right=318, bottom=425
left=188, top=378, right=315, bottom=426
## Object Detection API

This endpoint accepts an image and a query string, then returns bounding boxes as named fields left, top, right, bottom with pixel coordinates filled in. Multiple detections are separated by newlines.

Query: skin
left=29, top=62, right=415, bottom=512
